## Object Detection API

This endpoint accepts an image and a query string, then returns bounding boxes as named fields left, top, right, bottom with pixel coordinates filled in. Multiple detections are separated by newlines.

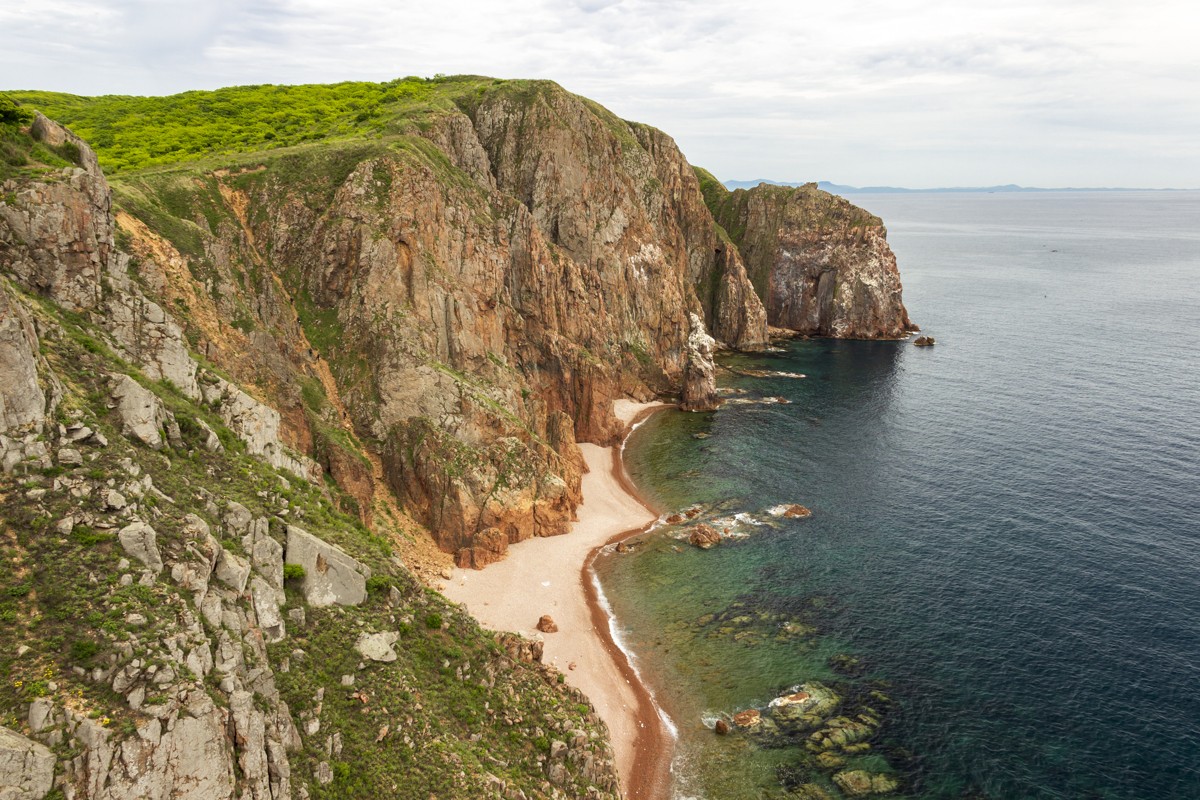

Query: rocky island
left=0, top=78, right=911, bottom=799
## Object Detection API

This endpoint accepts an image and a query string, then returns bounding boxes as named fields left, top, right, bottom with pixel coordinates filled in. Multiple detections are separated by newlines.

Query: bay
left=597, top=191, right=1200, bottom=799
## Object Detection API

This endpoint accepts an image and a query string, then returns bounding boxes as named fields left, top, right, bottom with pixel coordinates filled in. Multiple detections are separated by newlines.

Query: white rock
left=213, top=548, right=251, bottom=593
left=111, top=374, right=167, bottom=449
left=355, top=631, right=399, bottom=663
left=0, top=726, right=55, bottom=799
left=285, top=525, right=370, bottom=607
left=118, top=521, right=163, bottom=573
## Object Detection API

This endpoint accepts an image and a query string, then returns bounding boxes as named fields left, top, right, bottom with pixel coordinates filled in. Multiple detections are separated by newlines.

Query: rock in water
left=681, top=313, right=719, bottom=412
left=701, top=182, right=914, bottom=339
left=913, top=335, right=936, bottom=346
left=688, top=524, right=721, bottom=549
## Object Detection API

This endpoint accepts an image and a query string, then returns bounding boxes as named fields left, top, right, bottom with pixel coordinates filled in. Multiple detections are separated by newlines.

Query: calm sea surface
left=597, top=192, right=1200, bottom=799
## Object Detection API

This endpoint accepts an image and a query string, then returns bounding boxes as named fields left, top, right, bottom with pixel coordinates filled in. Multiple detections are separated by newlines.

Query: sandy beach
left=443, top=400, right=671, bottom=799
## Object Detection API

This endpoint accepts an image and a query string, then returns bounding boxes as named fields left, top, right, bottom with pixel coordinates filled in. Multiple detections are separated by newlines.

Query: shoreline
left=585, top=403, right=673, bottom=800
left=443, top=400, right=673, bottom=800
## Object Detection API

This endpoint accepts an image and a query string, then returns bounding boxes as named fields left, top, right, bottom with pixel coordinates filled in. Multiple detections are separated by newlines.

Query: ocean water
left=596, top=192, right=1200, bottom=799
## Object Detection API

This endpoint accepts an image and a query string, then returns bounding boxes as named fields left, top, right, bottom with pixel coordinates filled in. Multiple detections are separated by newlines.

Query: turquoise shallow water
left=596, top=192, right=1200, bottom=799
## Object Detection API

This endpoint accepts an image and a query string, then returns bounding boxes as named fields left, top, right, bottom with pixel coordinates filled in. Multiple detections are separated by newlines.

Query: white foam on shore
left=588, top=563, right=680, bottom=740
left=595, top=404, right=681, bottom=741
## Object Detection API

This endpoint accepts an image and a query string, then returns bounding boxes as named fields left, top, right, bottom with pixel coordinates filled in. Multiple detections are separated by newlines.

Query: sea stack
left=681, top=313, right=720, bottom=412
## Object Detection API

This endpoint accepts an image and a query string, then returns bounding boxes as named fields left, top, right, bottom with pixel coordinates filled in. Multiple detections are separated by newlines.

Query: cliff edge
left=696, top=171, right=914, bottom=339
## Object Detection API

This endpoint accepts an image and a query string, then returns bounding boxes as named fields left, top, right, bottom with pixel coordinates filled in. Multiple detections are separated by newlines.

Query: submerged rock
left=832, top=769, right=899, bottom=796
left=768, top=682, right=841, bottom=731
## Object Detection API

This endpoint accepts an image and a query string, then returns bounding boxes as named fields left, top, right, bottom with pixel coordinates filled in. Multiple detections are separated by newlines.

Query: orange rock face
left=455, top=527, right=510, bottom=569
left=732, top=709, right=762, bottom=727
left=783, top=504, right=812, bottom=519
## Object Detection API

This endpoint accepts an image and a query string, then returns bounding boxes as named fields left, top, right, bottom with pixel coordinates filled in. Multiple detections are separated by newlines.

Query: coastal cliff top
left=7, top=76, right=632, bottom=176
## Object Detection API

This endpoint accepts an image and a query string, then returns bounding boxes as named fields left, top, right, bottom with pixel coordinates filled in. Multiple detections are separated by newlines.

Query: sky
left=1, top=0, right=1197, bottom=188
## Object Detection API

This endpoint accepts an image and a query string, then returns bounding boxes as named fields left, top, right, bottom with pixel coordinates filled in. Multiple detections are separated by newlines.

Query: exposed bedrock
left=700, top=178, right=913, bottom=339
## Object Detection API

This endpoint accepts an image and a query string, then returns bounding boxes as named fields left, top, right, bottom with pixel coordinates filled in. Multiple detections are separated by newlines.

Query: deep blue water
left=600, top=192, right=1200, bottom=799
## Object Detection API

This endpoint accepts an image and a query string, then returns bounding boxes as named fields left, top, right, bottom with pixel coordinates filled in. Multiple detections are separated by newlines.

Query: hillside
left=1, top=79, right=911, bottom=799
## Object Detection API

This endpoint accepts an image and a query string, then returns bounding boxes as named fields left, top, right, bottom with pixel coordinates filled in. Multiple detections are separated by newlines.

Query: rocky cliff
left=64, top=79, right=772, bottom=563
left=0, top=79, right=913, bottom=799
left=697, top=172, right=913, bottom=339
left=1, top=107, right=619, bottom=800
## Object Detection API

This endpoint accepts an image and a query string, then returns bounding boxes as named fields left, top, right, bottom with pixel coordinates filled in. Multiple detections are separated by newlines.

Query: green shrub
left=0, top=95, right=32, bottom=126
left=283, top=563, right=306, bottom=581
left=424, top=612, right=443, bottom=630
left=70, top=639, right=101, bottom=662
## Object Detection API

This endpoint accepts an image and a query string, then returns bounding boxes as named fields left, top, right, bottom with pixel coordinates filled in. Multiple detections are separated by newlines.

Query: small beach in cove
left=444, top=399, right=674, bottom=800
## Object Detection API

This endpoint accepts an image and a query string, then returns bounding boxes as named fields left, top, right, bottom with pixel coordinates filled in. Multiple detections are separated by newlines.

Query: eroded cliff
left=697, top=172, right=913, bottom=339
left=0, top=78, right=915, bottom=799
left=71, top=78, right=771, bottom=562
left=0, top=109, right=620, bottom=800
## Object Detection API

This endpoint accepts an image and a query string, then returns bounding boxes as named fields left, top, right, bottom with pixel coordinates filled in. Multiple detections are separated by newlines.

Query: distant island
left=723, top=179, right=1194, bottom=194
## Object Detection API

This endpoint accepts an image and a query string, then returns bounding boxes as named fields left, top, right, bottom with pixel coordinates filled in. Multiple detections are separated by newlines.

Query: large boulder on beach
left=536, top=615, right=558, bottom=633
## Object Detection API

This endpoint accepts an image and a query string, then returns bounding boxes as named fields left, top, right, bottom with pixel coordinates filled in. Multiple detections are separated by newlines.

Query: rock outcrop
left=284, top=525, right=370, bottom=607
left=0, top=88, right=918, bottom=798
left=0, top=284, right=47, bottom=434
left=681, top=313, right=719, bottom=412
left=700, top=178, right=913, bottom=339
left=0, top=726, right=55, bottom=800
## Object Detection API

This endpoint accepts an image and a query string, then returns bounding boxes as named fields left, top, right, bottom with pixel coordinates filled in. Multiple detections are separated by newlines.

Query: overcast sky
left=2, top=0, right=1197, bottom=187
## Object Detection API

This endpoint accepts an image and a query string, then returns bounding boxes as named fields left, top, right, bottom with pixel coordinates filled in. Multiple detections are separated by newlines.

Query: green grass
left=7, top=77, right=498, bottom=175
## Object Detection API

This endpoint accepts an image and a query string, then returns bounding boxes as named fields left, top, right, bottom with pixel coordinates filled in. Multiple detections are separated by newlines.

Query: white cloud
left=2, top=0, right=1197, bottom=186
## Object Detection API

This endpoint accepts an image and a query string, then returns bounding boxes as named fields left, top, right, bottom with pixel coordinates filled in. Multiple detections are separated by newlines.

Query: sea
left=595, top=191, right=1200, bottom=799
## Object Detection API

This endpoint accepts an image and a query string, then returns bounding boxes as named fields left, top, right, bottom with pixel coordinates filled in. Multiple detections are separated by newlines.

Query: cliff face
left=95, top=80, right=770, bottom=559
left=0, top=80, right=916, bottom=798
left=700, top=176, right=913, bottom=339
left=0, top=111, right=620, bottom=800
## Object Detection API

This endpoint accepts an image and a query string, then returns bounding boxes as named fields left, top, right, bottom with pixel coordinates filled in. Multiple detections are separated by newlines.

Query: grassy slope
left=6, top=76, right=568, bottom=176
